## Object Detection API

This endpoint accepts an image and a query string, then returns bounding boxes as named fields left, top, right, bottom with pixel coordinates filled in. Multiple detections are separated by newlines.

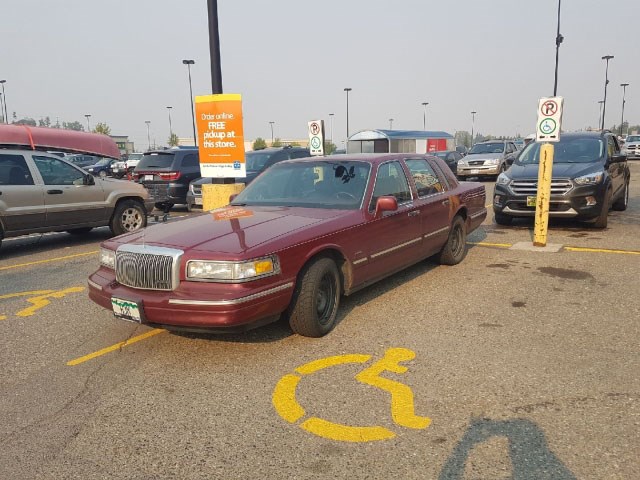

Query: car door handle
left=47, top=189, right=64, bottom=194
left=408, top=210, right=420, bottom=217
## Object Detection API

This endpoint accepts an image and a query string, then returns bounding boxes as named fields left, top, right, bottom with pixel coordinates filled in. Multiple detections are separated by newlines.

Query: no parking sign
left=536, top=97, right=564, bottom=142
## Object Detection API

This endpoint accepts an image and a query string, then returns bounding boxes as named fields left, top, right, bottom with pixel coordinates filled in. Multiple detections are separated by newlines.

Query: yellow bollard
left=202, top=183, right=245, bottom=211
left=533, top=143, right=554, bottom=247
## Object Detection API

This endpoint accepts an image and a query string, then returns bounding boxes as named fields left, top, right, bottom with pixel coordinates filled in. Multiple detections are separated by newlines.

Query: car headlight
left=100, top=248, right=116, bottom=269
left=457, top=160, right=466, bottom=166
left=186, top=256, right=280, bottom=282
left=574, top=171, right=604, bottom=185
left=496, top=172, right=511, bottom=186
left=485, top=159, right=500, bottom=165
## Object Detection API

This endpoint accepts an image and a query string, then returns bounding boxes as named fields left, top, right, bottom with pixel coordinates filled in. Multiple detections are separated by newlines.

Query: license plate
left=111, top=297, right=142, bottom=323
left=144, top=175, right=154, bottom=181
left=527, top=196, right=537, bottom=207
left=470, top=169, right=479, bottom=174
left=195, top=198, right=203, bottom=205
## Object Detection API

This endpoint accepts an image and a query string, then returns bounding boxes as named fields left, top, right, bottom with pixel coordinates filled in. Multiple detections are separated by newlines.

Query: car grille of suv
left=468, top=160, right=486, bottom=166
left=115, top=245, right=183, bottom=291
left=510, top=179, right=573, bottom=196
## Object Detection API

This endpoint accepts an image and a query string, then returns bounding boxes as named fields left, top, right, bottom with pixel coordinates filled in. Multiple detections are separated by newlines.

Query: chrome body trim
left=370, top=237, right=422, bottom=259
left=502, top=205, right=578, bottom=217
left=424, top=226, right=449, bottom=239
left=168, top=282, right=295, bottom=306
left=116, top=244, right=184, bottom=291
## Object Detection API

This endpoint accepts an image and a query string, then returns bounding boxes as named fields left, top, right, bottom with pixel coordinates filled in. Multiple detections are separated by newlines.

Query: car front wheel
left=98, top=170, right=107, bottom=178
left=288, top=257, right=341, bottom=337
left=110, top=200, right=147, bottom=236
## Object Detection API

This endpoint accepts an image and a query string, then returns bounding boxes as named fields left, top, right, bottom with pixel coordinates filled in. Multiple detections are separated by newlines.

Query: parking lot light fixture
left=84, top=114, right=91, bottom=132
left=269, top=121, right=275, bottom=145
left=167, top=106, right=173, bottom=139
left=421, top=102, right=429, bottom=130
left=597, top=100, right=604, bottom=130
left=601, top=55, right=614, bottom=130
left=344, top=88, right=352, bottom=139
left=328, top=113, right=334, bottom=144
left=471, top=111, right=477, bottom=147
left=620, top=83, right=629, bottom=136
left=182, top=59, right=197, bottom=146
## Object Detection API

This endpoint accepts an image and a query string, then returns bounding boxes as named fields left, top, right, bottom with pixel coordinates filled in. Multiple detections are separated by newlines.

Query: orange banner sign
left=195, top=94, right=246, bottom=178
left=212, top=207, right=254, bottom=221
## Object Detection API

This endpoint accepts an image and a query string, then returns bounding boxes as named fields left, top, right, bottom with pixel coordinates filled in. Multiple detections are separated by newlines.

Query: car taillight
left=132, top=173, right=141, bottom=180
left=158, top=172, right=181, bottom=181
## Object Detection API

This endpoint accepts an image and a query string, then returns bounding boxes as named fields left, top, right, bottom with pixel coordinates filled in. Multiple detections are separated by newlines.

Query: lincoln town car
left=88, top=154, right=486, bottom=337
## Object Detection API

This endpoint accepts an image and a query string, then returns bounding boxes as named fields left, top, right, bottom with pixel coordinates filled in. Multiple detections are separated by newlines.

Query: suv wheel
left=110, top=200, right=147, bottom=236
left=612, top=181, right=629, bottom=211
left=98, top=170, right=107, bottom=178
left=592, top=189, right=611, bottom=229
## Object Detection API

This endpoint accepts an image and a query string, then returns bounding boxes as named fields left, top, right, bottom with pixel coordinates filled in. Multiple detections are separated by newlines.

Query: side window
left=608, top=136, right=620, bottom=155
left=181, top=154, right=199, bottom=168
left=369, top=161, right=412, bottom=210
left=33, top=156, right=85, bottom=186
left=0, top=154, right=35, bottom=185
left=405, top=159, right=445, bottom=197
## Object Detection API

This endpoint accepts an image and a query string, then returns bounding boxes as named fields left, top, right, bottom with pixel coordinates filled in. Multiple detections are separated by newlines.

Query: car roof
left=277, top=152, right=437, bottom=167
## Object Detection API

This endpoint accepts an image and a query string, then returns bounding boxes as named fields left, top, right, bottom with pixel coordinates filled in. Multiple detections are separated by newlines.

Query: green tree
left=14, top=117, right=37, bottom=126
left=93, top=122, right=111, bottom=135
left=62, top=121, right=85, bottom=131
left=324, top=141, right=337, bottom=154
left=272, top=137, right=283, bottom=147
left=253, top=137, right=267, bottom=150
left=168, top=133, right=179, bottom=147
left=38, top=116, right=51, bottom=127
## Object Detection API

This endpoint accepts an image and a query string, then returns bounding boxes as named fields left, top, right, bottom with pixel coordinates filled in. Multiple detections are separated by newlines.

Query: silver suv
left=456, top=140, right=519, bottom=179
left=0, top=148, right=155, bottom=250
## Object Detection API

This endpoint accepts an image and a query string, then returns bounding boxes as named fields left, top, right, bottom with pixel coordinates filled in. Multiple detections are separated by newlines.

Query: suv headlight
left=100, top=248, right=116, bottom=269
left=187, top=256, right=280, bottom=282
left=457, top=159, right=466, bottom=166
left=496, top=172, right=511, bottom=186
left=485, top=158, right=500, bottom=165
left=574, top=171, right=604, bottom=185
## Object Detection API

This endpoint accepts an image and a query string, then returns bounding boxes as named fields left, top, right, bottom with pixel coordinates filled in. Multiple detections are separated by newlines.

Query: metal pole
left=183, top=60, right=197, bottom=146
left=85, top=114, right=91, bottom=132
left=389, top=118, right=393, bottom=130
left=207, top=0, right=223, bottom=95
left=329, top=113, right=334, bottom=144
left=422, top=102, right=429, bottom=130
left=0, top=92, right=4, bottom=123
left=598, top=100, right=604, bottom=131
left=553, top=0, right=563, bottom=96
left=145, top=121, right=151, bottom=150
left=0, top=81, right=7, bottom=123
left=167, top=106, right=173, bottom=139
left=344, top=88, right=352, bottom=139
left=269, top=121, right=274, bottom=144
left=601, top=55, right=614, bottom=130
left=620, top=83, right=629, bottom=136
left=471, top=111, right=476, bottom=147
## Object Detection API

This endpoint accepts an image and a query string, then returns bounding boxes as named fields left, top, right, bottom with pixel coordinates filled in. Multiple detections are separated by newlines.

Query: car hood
left=508, top=161, right=603, bottom=179
left=463, top=152, right=502, bottom=161
left=106, top=206, right=357, bottom=259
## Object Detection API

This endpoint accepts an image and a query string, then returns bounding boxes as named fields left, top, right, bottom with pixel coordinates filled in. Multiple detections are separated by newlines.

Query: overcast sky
left=2, top=0, right=638, bottom=150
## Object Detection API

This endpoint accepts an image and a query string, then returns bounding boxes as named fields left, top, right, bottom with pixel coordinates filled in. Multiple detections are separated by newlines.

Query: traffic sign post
left=533, top=97, right=563, bottom=247
left=308, top=120, right=325, bottom=156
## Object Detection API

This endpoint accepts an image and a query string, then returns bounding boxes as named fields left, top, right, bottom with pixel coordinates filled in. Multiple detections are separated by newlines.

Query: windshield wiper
left=230, top=202, right=247, bottom=206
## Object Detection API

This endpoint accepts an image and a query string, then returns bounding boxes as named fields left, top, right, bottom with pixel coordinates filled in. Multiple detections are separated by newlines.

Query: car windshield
left=469, top=143, right=505, bottom=154
left=245, top=151, right=274, bottom=171
left=516, top=137, right=604, bottom=164
left=230, top=160, right=370, bottom=210
left=626, top=135, right=640, bottom=142
left=95, top=158, right=111, bottom=166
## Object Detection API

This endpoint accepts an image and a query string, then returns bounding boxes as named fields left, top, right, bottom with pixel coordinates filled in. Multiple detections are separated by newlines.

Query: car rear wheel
left=99, top=170, right=107, bottom=178
left=592, top=188, right=611, bottom=229
left=438, top=216, right=467, bottom=265
left=110, top=200, right=147, bottom=236
left=494, top=212, right=513, bottom=226
left=612, top=181, right=629, bottom=211
left=67, top=227, right=93, bottom=235
left=288, top=257, right=341, bottom=337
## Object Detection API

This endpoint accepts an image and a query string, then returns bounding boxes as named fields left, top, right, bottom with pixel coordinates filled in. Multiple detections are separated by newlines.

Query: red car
left=88, top=154, right=486, bottom=337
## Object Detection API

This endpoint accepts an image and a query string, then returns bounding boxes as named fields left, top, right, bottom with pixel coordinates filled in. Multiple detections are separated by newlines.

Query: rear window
left=136, top=153, right=175, bottom=170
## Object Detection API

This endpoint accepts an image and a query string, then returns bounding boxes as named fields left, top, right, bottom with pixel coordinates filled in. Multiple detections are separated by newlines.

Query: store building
left=347, top=129, right=455, bottom=154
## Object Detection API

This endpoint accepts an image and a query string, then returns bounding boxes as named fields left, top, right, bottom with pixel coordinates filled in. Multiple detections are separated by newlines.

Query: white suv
left=111, top=152, right=144, bottom=178
left=623, top=134, right=640, bottom=160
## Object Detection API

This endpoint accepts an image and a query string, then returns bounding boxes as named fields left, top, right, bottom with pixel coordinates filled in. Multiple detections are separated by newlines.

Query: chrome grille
left=468, top=160, right=485, bottom=166
left=115, top=245, right=183, bottom=291
left=510, top=179, right=573, bottom=196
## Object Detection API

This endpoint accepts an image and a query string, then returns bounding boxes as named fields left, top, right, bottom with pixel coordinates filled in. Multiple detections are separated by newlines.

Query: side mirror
left=84, top=174, right=95, bottom=186
left=374, top=195, right=398, bottom=218
left=610, top=154, right=627, bottom=164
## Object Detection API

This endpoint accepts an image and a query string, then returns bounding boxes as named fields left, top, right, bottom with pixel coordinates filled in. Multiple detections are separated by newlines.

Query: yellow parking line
left=0, top=250, right=99, bottom=271
left=564, top=246, right=640, bottom=255
left=468, top=242, right=512, bottom=248
left=67, top=328, right=166, bottom=366
left=485, top=203, right=493, bottom=208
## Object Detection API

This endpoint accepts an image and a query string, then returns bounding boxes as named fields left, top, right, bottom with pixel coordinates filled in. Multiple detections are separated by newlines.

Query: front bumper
left=186, top=190, right=203, bottom=209
left=457, top=163, right=501, bottom=177
left=87, top=268, right=294, bottom=330
left=493, top=183, right=607, bottom=219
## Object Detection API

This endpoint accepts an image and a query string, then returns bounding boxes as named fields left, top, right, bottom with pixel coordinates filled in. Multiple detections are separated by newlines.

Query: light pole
left=421, top=102, right=429, bottom=130
left=470, top=111, right=477, bottom=147
left=0, top=80, right=7, bottom=124
left=145, top=120, right=151, bottom=150
left=344, top=87, right=352, bottom=139
left=597, top=100, right=604, bottom=130
left=182, top=59, right=197, bottom=146
left=269, top=121, right=275, bottom=145
left=0, top=92, right=4, bottom=124
left=166, top=106, right=173, bottom=140
left=601, top=55, right=614, bottom=130
left=620, top=83, right=629, bottom=136
left=553, top=0, right=564, bottom=95
left=389, top=118, right=393, bottom=130
left=328, top=113, right=334, bottom=144
left=84, top=114, right=91, bottom=132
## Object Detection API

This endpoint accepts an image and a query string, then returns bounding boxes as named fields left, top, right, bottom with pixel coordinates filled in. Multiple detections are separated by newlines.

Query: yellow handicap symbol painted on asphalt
left=0, top=287, right=85, bottom=320
left=272, top=347, right=430, bottom=442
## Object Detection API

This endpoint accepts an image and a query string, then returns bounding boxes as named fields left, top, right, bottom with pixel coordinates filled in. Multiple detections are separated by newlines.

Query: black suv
left=134, top=148, right=201, bottom=211
left=186, top=146, right=310, bottom=210
left=493, top=132, right=630, bottom=228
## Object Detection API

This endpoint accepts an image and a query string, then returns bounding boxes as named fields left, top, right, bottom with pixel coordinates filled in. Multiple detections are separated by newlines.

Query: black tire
left=98, top=170, right=107, bottom=178
left=494, top=212, right=513, bottom=226
left=67, top=227, right=93, bottom=235
left=612, top=181, right=629, bottom=211
left=438, top=216, right=467, bottom=265
left=288, top=257, right=341, bottom=338
left=592, top=188, right=611, bottom=229
left=110, top=200, right=147, bottom=236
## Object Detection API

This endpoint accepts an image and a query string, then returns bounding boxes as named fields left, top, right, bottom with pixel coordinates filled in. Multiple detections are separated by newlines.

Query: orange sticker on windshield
left=213, top=207, right=253, bottom=221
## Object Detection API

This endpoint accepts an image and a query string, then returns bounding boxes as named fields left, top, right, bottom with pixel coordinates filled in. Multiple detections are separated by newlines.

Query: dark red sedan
left=88, top=154, right=486, bottom=337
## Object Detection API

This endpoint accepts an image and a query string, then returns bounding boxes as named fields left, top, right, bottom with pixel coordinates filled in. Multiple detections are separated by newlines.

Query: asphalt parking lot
left=1, top=164, right=639, bottom=480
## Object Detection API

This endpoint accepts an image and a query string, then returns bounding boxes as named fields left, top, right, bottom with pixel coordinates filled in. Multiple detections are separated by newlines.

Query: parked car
left=133, top=148, right=201, bottom=211
left=88, top=153, right=487, bottom=337
left=432, top=150, right=463, bottom=173
left=493, top=131, right=630, bottom=228
left=455, top=145, right=468, bottom=156
left=0, top=149, right=154, bottom=251
left=456, top=140, right=519, bottom=179
left=622, top=134, right=640, bottom=159
left=85, top=157, right=119, bottom=178
left=111, top=152, right=144, bottom=178
left=65, top=154, right=101, bottom=169
left=186, top=146, right=310, bottom=211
